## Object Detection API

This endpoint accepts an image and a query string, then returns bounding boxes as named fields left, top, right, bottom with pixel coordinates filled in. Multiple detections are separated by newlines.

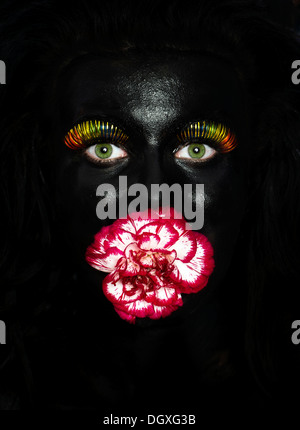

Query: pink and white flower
left=85, top=209, right=215, bottom=323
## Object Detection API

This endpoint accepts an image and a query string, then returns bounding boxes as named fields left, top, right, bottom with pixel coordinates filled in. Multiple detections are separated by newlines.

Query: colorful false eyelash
left=177, top=121, right=238, bottom=153
left=64, top=120, right=129, bottom=150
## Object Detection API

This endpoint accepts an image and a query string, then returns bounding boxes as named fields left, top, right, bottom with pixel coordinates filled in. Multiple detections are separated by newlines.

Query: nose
left=124, top=136, right=168, bottom=214
left=127, top=131, right=192, bottom=218
left=139, top=141, right=164, bottom=186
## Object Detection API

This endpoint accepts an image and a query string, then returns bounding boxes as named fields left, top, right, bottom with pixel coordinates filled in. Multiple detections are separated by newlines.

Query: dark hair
left=0, top=0, right=300, bottom=411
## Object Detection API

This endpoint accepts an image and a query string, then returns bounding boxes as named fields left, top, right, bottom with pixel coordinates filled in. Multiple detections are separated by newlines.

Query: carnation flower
left=85, top=209, right=215, bottom=323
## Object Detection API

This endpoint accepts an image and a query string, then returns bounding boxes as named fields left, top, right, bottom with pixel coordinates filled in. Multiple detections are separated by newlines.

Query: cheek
left=200, top=164, right=248, bottom=283
left=53, top=157, right=109, bottom=259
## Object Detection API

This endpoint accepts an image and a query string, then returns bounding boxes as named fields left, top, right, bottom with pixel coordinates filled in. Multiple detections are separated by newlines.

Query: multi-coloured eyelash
left=64, top=120, right=129, bottom=150
left=177, top=120, right=238, bottom=153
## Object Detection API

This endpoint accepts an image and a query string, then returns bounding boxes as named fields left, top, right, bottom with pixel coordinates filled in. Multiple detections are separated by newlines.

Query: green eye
left=187, top=143, right=206, bottom=158
left=95, top=143, right=113, bottom=159
left=85, top=141, right=128, bottom=164
left=175, top=142, right=216, bottom=162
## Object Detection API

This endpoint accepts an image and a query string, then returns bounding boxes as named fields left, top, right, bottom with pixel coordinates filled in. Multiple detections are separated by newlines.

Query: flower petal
left=136, top=222, right=159, bottom=236
left=147, top=270, right=166, bottom=288
left=192, top=234, right=215, bottom=277
left=138, top=221, right=179, bottom=248
left=171, top=219, right=188, bottom=236
left=87, top=225, right=111, bottom=254
left=170, top=254, right=214, bottom=294
left=119, top=258, right=140, bottom=276
left=168, top=230, right=196, bottom=262
left=108, top=218, right=137, bottom=234
left=106, top=229, right=136, bottom=252
left=170, top=260, right=203, bottom=291
left=145, top=286, right=179, bottom=305
left=149, top=303, right=182, bottom=319
left=128, top=212, right=154, bottom=231
left=137, top=232, right=161, bottom=251
left=86, top=247, right=123, bottom=272
left=114, top=307, right=136, bottom=324
left=116, top=299, right=154, bottom=318
left=103, top=275, right=143, bottom=304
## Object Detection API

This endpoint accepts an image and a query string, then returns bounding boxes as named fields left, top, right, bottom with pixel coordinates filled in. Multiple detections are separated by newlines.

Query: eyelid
left=176, top=120, right=238, bottom=153
left=64, top=119, right=129, bottom=150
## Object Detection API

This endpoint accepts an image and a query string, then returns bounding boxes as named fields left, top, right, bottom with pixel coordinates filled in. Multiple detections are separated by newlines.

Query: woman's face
left=49, top=51, right=250, bottom=324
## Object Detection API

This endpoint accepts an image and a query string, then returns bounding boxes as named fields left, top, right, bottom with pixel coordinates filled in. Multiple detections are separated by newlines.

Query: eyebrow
left=176, top=120, right=238, bottom=153
left=64, top=119, right=129, bottom=150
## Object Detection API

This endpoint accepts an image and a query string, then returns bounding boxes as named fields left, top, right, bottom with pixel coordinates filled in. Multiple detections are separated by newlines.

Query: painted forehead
left=56, top=53, right=246, bottom=116
left=58, top=53, right=247, bottom=149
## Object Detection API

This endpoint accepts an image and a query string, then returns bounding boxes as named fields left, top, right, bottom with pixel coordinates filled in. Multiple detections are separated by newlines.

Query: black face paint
left=50, top=51, right=250, bottom=322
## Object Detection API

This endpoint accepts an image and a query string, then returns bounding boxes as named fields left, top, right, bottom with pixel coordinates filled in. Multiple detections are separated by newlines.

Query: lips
left=85, top=208, right=215, bottom=323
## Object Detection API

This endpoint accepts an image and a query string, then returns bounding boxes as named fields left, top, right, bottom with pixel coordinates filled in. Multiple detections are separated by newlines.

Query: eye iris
left=188, top=143, right=205, bottom=158
left=95, top=143, right=113, bottom=159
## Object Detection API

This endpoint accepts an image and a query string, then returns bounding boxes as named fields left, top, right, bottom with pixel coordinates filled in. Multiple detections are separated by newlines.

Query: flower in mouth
left=85, top=209, right=215, bottom=323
